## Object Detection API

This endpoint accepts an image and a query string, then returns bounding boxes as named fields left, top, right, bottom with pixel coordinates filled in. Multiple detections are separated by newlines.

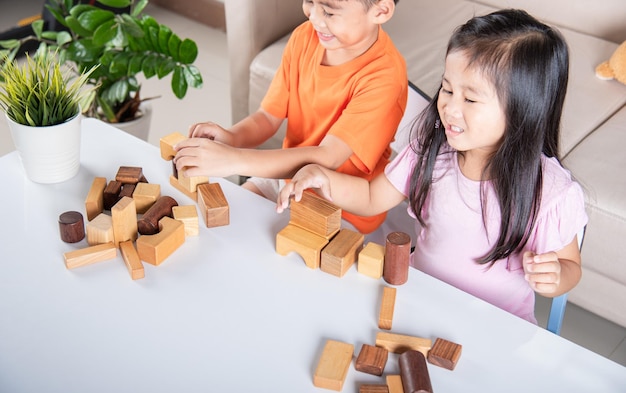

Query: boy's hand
left=276, top=165, right=332, bottom=213
left=188, top=121, right=234, bottom=145
left=173, top=138, right=240, bottom=178
left=523, top=251, right=561, bottom=295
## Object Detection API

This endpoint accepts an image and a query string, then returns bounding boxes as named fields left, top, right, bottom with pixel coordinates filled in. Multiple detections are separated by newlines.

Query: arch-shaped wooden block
left=276, top=224, right=329, bottom=269
left=136, top=216, right=185, bottom=266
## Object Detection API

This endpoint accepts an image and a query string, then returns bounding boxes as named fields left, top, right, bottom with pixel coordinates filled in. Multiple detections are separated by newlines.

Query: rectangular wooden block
left=276, top=223, right=329, bottom=269
left=358, top=242, right=385, bottom=279
left=64, top=242, right=117, bottom=269
left=172, top=205, right=199, bottom=236
left=375, top=332, right=432, bottom=357
left=379, top=286, right=397, bottom=330
left=320, top=228, right=364, bottom=277
left=119, top=240, right=144, bottom=280
left=290, top=192, right=341, bottom=239
left=360, top=385, right=389, bottom=393
left=386, top=375, right=404, bottom=393
left=111, top=196, right=138, bottom=247
left=197, top=183, right=229, bottom=228
left=103, top=180, right=123, bottom=210
left=133, top=182, right=161, bottom=214
left=86, top=212, right=114, bottom=246
left=355, top=344, right=388, bottom=376
left=84, top=177, right=107, bottom=221
left=313, top=340, right=354, bottom=391
left=427, top=337, right=462, bottom=370
left=136, top=216, right=185, bottom=265
left=160, top=131, right=187, bottom=160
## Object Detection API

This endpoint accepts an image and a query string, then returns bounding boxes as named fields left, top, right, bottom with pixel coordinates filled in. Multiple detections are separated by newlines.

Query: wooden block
left=133, top=182, right=161, bottom=214
left=276, top=223, right=329, bottom=269
left=111, top=196, right=138, bottom=247
left=86, top=213, right=114, bottom=246
left=136, top=216, right=185, bottom=266
left=137, top=196, right=178, bottom=235
left=320, top=228, right=364, bottom=277
left=427, top=337, right=462, bottom=371
left=375, top=332, right=432, bottom=357
left=313, top=340, right=354, bottom=391
left=399, top=350, right=433, bottom=393
left=170, top=174, right=197, bottom=201
left=383, top=232, right=411, bottom=285
left=355, top=344, right=388, bottom=376
left=173, top=205, right=199, bottom=236
left=290, top=192, right=341, bottom=239
left=177, top=172, right=209, bottom=194
left=119, top=240, right=145, bottom=280
left=58, top=211, right=85, bottom=243
left=386, top=375, right=404, bottom=393
left=358, top=242, right=385, bottom=279
left=119, top=183, right=136, bottom=199
left=84, top=177, right=107, bottom=221
left=160, top=131, right=187, bottom=160
left=378, top=286, right=397, bottom=330
left=197, top=183, right=229, bottom=228
left=360, top=385, right=389, bottom=393
left=103, top=180, right=123, bottom=210
left=64, top=242, right=117, bottom=269
left=115, top=166, right=144, bottom=184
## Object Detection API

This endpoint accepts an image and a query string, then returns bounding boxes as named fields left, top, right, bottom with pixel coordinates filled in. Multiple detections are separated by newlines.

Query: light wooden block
left=111, top=196, right=138, bottom=247
left=355, top=344, right=388, bottom=376
left=177, top=172, right=209, bottom=194
left=290, top=192, right=341, bottom=239
left=386, top=375, right=404, bottom=393
left=378, top=286, right=396, bottom=330
left=197, top=183, right=229, bottom=228
left=276, top=223, right=329, bottom=269
left=427, top=337, right=462, bottom=370
left=133, top=182, right=161, bottom=214
left=313, top=340, right=354, bottom=391
left=173, top=205, right=199, bottom=236
left=170, top=174, right=197, bottom=201
left=119, top=240, right=145, bottom=280
left=84, top=177, right=107, bottom=221
left=160, top=131, right=187, bottom=160
left=360, top=385, right=389, bottom=393
left=136, top=216, right=185, bottom=266
left=358, top=242, right=385, bottom=279
left=320, top=228, right=364, bottom=277
left=375, top=332, right=432, bottom=357
left=64, top=242, right=117, bottom=269
left=86, top=213, right=114, bottom=246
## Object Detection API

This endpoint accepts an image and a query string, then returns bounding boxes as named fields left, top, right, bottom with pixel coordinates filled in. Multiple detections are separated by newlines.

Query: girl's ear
left=370, top=0, right=395, bottom=25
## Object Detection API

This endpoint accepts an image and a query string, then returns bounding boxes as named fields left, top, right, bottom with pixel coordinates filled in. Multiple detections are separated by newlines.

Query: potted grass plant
left=0, top=0, right=203, bottom=140
left=0, top=49, right=96, bottom=183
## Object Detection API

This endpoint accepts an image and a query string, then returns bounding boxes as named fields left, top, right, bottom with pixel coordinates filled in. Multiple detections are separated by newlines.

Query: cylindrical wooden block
left=383, top=231, right=411, bottom=285
left=399, top=350, right=433, bottom=393
left=137, top=196, right=178, bottom=235
left=59, top=211, right=85, bottom=243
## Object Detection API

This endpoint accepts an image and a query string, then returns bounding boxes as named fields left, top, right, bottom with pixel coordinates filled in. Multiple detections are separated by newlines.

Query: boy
left=174, top=0, right=407, bottom=233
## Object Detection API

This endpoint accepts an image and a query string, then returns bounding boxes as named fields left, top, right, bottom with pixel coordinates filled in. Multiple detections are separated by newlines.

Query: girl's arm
left=523, top=235, right=582, bottom=297
left=276, top=164, right=406, bottom=217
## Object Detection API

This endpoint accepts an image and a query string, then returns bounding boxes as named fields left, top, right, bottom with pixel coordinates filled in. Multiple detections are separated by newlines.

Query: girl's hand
left=276, top=165, right=332, bottom=213
left=173, top=138, right=240, bottom=178
left=523, top=251, right=561, bottom=295
left=188, top=121, right=235, bottom=145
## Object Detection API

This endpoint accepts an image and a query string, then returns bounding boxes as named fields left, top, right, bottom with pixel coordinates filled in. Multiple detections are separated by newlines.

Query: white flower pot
left=111, top=102, right=152, bottom=141
left=7, top=112, right=82, bottom=184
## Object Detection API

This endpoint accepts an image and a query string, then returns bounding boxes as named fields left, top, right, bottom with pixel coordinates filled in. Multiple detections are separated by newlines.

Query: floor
left=1, top=0, right=625, bottom=368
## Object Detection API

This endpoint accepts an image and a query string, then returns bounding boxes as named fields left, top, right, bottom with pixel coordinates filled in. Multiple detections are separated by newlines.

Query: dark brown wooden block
left=103, top=180, right=123, bottom=210
left=427, top=337, right=462, bottom=370
left=383, top=231, right=411, bottom=285
left=399, top=350, right=433, bottom=393
left=58, top=211, right=85, bottom=243
left=355, top=344, right=388, bottom=376
left=115, top=166, right=144, bottom=184
left=137, top=196, right=179, bottom=235
left=360, top=384, right=389, bottom=393
left=119, top=183, right=136, bottom=199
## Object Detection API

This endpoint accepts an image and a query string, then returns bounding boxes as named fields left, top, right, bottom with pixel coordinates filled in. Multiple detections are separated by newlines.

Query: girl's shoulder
left=539, top=155, right=585, bottom=212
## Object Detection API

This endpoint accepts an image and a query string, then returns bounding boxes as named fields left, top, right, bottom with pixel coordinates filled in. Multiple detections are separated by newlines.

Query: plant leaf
left=183, top=65, right=203, bottom=89
left=178, top=39, right=198, bottom=64
left=92, top=19, right=118, bottom=46
left=96, top=0, right=132, bottom=8
left=171, top=67, right=188, bottom=99
left=78, top=9, right=115, bottom=33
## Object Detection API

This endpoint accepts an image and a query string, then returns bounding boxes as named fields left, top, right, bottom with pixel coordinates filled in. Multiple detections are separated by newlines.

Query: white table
left=0, top=119, right=624, bottom=393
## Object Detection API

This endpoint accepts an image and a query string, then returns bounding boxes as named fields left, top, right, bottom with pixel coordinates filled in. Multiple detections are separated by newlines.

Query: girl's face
left=437, top=50, right=507, bottom=163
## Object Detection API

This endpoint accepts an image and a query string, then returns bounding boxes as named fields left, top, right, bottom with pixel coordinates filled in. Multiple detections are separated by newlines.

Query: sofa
left=223, top=0, right=626, bottom=328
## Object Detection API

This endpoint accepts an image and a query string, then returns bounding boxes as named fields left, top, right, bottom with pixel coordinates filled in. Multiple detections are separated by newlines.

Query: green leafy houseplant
left=0, top=0, right=203, bottom=124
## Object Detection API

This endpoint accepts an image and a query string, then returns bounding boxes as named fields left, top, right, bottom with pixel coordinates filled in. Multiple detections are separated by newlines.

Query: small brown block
left=86, top=213, right=114, bottom=246
left=133, top=182, right=161, bottom=214
left=64, top=242, right=117, bottom=269
left=375, top=332, right=432, bottom=357
left=119, top=240, right=145, bottom=280
left=355, top=344, right=388, bottom=376
left=136, top=216, right=185, bottom=266
left=276, top=223, right=329, bottom=269
left=386, top=375, right=404, bottom=393
left=85, top=177, right=107, bottom=221
left=59, top=211, right=85, bottom=243
left=360, top=385, right=389, bottom=393
left=170, top=174, right=197, bottom=201
left=103, top=180, right=123, bottom=210
left=111, top=196, right=138, bottom=247
left=115, top=166, right=143, bottom=184
left=290, top=192, right=341, bottom=239
left=399, top=350, right=433, bottom=393
left=313, top=340, right=354, bottom=391
left=358, top=242, right=385, bottom=279
left=137, top=196, right=178, bottom=235
left=320, top=228, right=364, bottom=277
left=197, top=183, right=229, bottom=227
left=383, top=232, right=411, bottom=285
left=172, top=205, right=199, bottom=236
left=427, top=337, right=462, bottom=371
left=119, top=183, right=136, bottom=199
left=379, top=286, right=397, bottom=330
left=160, top=132, right=187, bottom=160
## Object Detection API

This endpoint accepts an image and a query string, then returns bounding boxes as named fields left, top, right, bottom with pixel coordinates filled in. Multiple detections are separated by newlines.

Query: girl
left=276, top=9, right=588, bottom=323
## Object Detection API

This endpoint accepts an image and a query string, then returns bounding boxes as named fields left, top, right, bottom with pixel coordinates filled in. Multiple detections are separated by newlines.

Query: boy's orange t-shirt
left=262, top=21, right=408, bottom=233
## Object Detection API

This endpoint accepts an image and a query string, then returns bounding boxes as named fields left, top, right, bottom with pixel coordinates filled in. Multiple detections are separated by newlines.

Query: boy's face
left=302, top=0, right=385, bottom=64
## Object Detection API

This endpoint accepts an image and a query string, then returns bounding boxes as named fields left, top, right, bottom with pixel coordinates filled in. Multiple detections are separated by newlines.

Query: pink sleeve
left=384, top=143, right=417, bottom=197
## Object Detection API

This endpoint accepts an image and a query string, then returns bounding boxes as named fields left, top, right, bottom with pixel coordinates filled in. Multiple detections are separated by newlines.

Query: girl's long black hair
left=408, top=9, right=569, bottom=264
